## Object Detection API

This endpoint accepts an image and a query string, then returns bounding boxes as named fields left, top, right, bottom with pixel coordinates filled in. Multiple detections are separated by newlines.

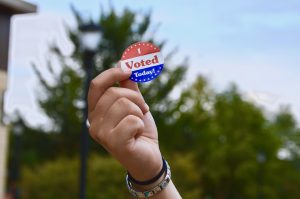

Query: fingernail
left=118, top=61, right=132, bottom=74
left=122, top=69, right=132, bottom=76
left=115, top=61, right=121, bottom=68
left=122, top=67, right=132, bottom=74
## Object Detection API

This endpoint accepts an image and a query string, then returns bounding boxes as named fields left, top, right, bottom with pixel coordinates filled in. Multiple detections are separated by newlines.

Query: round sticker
left=120, top=42, right=164, bottom=83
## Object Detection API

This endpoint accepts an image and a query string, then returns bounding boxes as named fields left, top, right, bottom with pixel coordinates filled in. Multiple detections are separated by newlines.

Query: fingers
left=88, top=67, right=132, bottom=112
left=111, top=115, right=144, bottom=150
left=87, top=65, right=149, bottom=152
left=89, top=98, right=144, bottom=149
left=91, top=87, right=148, bottom=120
left=101, top=97, right=144, bottom=131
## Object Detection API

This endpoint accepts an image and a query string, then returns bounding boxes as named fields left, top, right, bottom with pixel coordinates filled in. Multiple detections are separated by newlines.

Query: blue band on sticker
left=129, top=64, right=164, bottom=82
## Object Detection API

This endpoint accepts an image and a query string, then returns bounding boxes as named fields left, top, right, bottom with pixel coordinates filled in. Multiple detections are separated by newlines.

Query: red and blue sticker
left=120, top=42, right=164, bottom=83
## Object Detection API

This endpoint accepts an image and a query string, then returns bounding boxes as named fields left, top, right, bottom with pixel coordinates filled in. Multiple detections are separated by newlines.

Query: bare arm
left=87, top=67, right=181, bottom=198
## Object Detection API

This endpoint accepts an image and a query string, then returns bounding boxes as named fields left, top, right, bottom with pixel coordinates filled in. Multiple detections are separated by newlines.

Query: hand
left=87, top=67, right=162, bottom=181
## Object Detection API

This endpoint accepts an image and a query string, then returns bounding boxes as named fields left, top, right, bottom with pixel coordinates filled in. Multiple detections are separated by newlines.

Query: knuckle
left=105, top=87, right=117, bottom=96
left=133, top=92, right=142, bottom=102
left=117, top=99, right=142, bottom=116
left=126, top=104, right=137, bottom=115
left=95, top=130, right=107, bottom=145
left=127, top=89, right=142, bottom=102
left=116, top=97, right=130, bottom=107
left=89, top=79, right=98, bottom=90
left=126, top=115, right=141, bottom=126
left=127, top=104, right=143, bottom=118
left=89, top=123, right=108, bottom=146
left=114, top=98, right=143, bottom=118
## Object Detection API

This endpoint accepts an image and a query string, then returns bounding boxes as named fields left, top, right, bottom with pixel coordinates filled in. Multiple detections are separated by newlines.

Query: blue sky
left=5, top=0, right=300, bottom=126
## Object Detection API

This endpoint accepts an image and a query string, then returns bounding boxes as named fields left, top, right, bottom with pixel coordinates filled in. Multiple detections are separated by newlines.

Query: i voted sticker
left=120, top=42, right=164, bottom=83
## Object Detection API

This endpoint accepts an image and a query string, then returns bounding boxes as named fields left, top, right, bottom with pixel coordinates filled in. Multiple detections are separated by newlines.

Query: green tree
left=20, top=154, right=201, bottom=199
left=9, top=4, right=300, bottom=199
left=16, top=6, right=187, bottom=160
left=169, top=78, right=300, bottom=199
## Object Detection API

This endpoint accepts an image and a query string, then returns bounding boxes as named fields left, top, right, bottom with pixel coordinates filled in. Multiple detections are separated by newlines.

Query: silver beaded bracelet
left=126, top=160, right=171, bottom=198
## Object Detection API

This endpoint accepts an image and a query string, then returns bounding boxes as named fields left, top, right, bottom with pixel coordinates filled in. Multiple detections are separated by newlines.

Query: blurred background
left=1, top=0, right=300, bottom=198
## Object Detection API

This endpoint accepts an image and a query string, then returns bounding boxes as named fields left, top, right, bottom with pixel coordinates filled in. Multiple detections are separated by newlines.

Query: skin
left=87, top=66, right=181, bottom=198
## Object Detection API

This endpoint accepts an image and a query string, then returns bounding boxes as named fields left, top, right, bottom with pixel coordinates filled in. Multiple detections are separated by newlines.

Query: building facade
left=0, top=0, right=37, bottom=198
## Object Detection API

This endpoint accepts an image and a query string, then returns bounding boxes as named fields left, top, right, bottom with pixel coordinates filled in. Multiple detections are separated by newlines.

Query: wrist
left=128, top=157, right=165, bottom=186
left=126, top=159, right=172, bottom=198
left=132, top=174, right=165, bottom=192
left=126, top=152, right=163, bottom=182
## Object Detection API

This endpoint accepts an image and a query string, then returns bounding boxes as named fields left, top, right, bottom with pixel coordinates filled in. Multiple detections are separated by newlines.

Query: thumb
left=116, top=61, right=141, bottom=93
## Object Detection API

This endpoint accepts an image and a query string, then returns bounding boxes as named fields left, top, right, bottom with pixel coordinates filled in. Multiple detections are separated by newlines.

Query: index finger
left=88, top=67, right=131, bottom=112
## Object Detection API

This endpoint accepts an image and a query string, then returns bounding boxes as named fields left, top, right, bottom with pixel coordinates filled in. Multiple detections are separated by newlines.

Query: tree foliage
left=21, top=154, right=201, bottom=199
left=8, top=5, right=300, bottom=199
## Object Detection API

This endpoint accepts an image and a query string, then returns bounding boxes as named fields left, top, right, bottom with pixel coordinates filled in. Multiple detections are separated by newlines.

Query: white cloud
left=4, top=0, right=300, bottom=126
